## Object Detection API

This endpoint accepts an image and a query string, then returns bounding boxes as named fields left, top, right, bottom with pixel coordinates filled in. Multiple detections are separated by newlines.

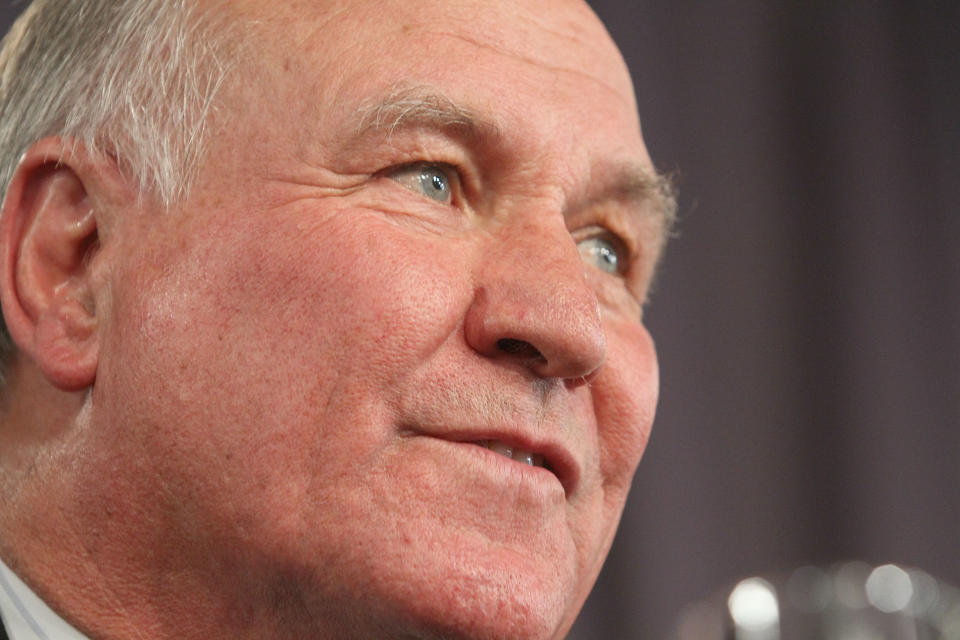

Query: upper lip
left=406, top=424, right=581, bottom=497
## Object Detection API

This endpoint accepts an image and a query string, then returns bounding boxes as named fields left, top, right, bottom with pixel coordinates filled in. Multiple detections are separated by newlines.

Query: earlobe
left=0, top=138, right=105, bottom=391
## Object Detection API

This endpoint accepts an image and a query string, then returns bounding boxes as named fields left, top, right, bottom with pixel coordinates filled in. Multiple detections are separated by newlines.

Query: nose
left=464, top=218, right=607, bottom=382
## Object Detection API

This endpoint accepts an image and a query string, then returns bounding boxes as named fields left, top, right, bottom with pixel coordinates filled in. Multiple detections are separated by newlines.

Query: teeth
left=488, top=441, right=513, bottom=459
left=483, top=440, right=544, bottom=467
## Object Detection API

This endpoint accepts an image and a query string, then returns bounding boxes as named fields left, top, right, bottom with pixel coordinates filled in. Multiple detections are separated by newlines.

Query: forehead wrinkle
left=432, top=28, right=632, bottom=109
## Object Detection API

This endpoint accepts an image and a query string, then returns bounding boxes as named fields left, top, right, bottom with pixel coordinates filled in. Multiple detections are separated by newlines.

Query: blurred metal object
left=675, top=562, right=960, bottom=639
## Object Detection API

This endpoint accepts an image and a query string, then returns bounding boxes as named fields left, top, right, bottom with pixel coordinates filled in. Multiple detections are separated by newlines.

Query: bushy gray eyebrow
left=354, top=84, right=501, bottom=141
left=610, top=164, right=678, bottom=249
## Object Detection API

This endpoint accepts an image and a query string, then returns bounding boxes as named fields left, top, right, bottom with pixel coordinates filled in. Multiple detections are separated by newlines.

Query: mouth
left=398, top=423, right=579, bottom=496
left=448, top=435, right=578, bottom=497
left=478, top=440, right=548, bottom=469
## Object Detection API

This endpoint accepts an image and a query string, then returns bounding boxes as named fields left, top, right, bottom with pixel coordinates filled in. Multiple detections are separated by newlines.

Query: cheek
left=155, top=206, right=471, bottom=385
left=593, top=320, right=659, bottom=496
left=93, top=205, right=481, bottom=563
left=245, top=210, right=469, bottom=366
left=553, top=320, right=658, bottom=626
left=101, top=205, right=477, bottom=466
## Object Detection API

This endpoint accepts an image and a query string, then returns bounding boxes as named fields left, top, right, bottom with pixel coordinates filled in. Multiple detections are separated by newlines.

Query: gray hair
left=0, top=0, right=235, bottom=371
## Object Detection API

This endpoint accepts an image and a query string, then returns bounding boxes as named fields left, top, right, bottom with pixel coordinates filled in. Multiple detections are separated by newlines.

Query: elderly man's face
left=88, top=0, right=663, bottom=637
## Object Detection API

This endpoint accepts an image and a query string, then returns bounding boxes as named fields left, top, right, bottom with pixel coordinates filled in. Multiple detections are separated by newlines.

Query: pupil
left=418, top=167, right=449, bottom=202
left=600, top=245, right=616, bottom=267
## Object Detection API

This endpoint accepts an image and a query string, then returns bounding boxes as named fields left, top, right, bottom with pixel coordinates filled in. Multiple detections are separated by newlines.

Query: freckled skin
left=1, top=1, right=663, bottom=639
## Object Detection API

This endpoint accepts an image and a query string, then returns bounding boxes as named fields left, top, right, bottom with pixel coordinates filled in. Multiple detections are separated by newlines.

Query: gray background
left=1, top=2, right=957, bottom=639
left=575, top=2, right=959, bottom=638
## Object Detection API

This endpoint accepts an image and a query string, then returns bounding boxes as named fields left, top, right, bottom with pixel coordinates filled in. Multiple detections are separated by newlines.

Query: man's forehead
left=219, top=0, right=641, bottom=142
left=218, top=0, right=642, bottom=143
left=203, top=0, right=664, bottom=224
left=228, top=0, right=629, bottom=84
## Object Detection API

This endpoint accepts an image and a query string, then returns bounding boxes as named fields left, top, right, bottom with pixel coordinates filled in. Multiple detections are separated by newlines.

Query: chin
left=392, top=553, right=577, bottom=640
left=325, top=537, right=581, bottom=640
left=391, top=572, right=573, bottom=640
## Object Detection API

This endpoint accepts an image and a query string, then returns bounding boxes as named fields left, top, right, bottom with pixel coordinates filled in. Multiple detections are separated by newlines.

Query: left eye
left=387, top=163, right=453, bottom=204
left=577, top=234, right=624, bottom=275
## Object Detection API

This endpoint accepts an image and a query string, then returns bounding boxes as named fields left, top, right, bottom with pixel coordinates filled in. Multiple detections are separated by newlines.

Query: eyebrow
left=354, top=84, right=502, bottom=142
left=352, top=85, right=677, bottom=247
left=602, top=163, right=678, bottom=252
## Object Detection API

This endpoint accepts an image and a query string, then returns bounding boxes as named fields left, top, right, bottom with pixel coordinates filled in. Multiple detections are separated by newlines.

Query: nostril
left=495, top=338, right=545, bottom=362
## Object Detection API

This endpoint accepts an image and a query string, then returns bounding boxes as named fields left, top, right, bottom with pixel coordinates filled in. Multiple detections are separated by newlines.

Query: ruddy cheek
left=344, top=230, right=474, bottom=357
left=593, top=321, right=659, bottom=488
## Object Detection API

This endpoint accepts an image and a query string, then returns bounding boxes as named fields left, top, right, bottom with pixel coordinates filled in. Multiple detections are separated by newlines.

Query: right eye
left=575, top=228, right=631, bottom=276
left=577, top=234, right=621, bottom=275
left=387, top=163, right=455, bottom=205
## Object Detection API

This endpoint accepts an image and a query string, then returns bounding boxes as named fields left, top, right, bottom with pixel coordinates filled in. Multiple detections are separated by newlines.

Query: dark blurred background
left=571, top=2, right=960, bottom=638
left=1, top=2, right=957, bottom=639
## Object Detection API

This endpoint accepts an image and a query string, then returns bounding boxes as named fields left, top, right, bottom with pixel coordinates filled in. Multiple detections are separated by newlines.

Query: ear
left=0, top=138, right=118, bottom=391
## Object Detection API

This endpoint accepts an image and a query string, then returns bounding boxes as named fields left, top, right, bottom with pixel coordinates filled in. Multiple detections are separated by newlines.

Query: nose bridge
left=464, top=210, right=607, bottom=381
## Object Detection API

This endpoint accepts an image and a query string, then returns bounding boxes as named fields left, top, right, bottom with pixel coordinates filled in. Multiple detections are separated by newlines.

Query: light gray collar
left=0, top=558, right=89, bottom=640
